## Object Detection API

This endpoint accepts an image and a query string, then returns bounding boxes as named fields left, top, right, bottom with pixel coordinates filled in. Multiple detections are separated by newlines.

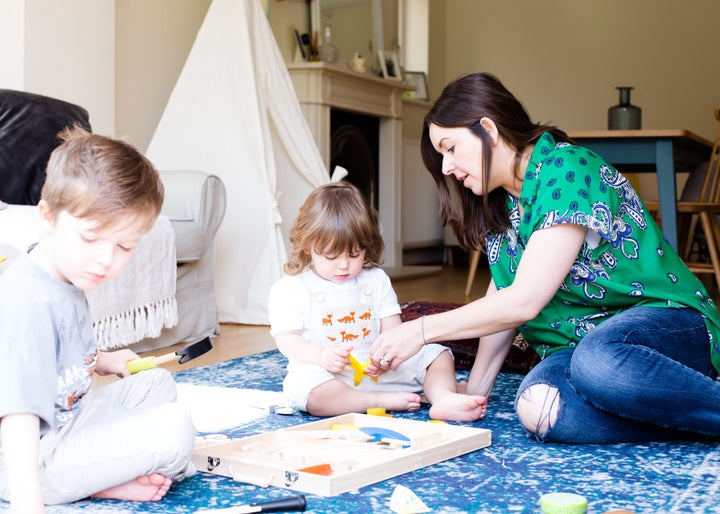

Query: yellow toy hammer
left=126, top=337, right=213, bottom=374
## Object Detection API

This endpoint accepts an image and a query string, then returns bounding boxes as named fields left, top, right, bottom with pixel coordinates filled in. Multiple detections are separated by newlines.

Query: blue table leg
left=655, top=140, right=678, bottom=250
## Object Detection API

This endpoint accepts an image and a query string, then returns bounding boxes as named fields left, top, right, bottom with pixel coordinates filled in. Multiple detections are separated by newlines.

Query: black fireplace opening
left=330, top=109, right=380, bottom=210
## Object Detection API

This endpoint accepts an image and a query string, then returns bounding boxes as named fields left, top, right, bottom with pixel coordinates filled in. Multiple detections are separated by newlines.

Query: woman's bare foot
left=93, top=473, right=171, bottom=502
left=429, top=393, right=487, bottom=422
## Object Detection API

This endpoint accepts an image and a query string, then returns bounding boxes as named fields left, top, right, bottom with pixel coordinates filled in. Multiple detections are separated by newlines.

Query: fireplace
left=330, top=109, right=379, bottom=209
left=287, top=62, right=412, bottom=266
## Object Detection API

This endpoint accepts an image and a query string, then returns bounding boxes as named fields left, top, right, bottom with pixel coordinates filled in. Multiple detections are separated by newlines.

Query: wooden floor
left=153, top=263, right=491, bottom=374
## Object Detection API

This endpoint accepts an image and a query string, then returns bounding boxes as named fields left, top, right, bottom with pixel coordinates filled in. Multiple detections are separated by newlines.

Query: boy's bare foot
left=93, top=473, right=171, bottom=502
left=429, top=393, right=487, bottom=422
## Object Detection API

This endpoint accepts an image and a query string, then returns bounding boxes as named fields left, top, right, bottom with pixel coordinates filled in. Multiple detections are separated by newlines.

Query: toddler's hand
left=320, top=345, right=352, bottom=374
left=363, top=362, right=385, bottom=378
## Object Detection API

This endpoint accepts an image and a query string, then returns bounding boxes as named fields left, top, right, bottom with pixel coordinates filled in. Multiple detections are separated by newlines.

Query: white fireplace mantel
left=287, top=62, right=413, bottom=267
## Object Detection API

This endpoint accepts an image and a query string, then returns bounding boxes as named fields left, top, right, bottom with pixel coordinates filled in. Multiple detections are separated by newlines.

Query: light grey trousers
left=0, top=368, right=197, bottom=505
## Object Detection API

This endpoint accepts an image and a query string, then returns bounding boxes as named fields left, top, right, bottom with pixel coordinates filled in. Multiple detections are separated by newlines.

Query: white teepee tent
left=146, top=0, right=329, bottom=324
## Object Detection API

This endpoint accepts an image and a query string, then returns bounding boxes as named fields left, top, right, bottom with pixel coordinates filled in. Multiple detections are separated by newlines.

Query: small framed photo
left=379, top=50, right=402, bottom=81
left=404, top=71, right=429, bottom=101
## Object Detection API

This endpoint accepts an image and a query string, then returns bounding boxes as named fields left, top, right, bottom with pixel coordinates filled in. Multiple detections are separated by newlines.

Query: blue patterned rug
left=9, top=350, right=720, bottom=513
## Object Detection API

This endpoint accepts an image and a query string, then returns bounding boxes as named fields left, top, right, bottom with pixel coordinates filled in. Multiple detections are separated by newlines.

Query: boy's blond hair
left=41, top=126, right=163, bottom=229
left=284, top=181, right=384, bottom=275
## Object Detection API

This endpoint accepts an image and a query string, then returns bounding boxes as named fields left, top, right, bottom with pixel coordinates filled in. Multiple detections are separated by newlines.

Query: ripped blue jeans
left=515, top=306, right=720, bottom=443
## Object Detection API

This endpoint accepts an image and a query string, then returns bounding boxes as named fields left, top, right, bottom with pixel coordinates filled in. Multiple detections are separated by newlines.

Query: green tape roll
left=539, top=492, right=588, bottom=514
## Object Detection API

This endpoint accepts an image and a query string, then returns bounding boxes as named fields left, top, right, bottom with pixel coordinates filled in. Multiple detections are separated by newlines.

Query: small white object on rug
left=390, top=484, right=431, bottom=514
left=176, top=383, right=285, bottom=433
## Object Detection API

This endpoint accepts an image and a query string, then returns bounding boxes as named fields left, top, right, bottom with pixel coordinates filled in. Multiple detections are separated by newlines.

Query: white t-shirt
left=269, top=267, right=400, bottom=356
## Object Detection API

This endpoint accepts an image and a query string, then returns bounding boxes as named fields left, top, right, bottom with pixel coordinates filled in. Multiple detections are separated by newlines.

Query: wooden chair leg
left=680, top=213, right=697, bottom=261
left=465, top=249, right=481, bottom=296
left=698, top=212, right=720, bottom=288
left=681, top=214, right=699, bottom=260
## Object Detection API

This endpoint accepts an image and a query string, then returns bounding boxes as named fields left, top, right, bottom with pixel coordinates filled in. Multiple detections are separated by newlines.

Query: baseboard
left=401, top=241, right=445, bottom=265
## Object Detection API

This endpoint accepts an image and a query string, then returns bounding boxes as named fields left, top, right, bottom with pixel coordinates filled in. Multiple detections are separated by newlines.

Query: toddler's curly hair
left=284, top=182, right=384, bottom=275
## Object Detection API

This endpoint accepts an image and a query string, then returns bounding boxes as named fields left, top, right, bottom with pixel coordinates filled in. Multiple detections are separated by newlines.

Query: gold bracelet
left=421, top=315, right=427, bottom=344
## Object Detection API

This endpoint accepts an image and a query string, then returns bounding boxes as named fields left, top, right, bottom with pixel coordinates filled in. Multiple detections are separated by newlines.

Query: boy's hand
left=320, top=346, right=353, bottom=374
left=96, top=349, right=140, bottom=377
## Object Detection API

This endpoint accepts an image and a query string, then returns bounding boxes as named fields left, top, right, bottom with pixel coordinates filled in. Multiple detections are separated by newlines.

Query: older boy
left=0, top=127, right=196, bottom=512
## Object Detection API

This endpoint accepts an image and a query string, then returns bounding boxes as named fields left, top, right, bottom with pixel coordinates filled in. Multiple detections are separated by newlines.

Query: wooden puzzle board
left=192, top=413, right=491, bottom=496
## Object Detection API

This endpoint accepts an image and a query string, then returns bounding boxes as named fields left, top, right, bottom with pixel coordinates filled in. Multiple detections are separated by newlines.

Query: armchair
left=133, top=170, right=227, bottom=352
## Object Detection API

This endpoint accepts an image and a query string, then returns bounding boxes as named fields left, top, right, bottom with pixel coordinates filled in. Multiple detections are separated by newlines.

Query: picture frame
left=378, top=50, right=402, bottom=81
left=404, top=71, right=429, bottom=101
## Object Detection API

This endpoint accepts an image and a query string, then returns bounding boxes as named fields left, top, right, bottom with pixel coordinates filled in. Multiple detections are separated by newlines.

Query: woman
left=369, top=72, right=720, bottom=443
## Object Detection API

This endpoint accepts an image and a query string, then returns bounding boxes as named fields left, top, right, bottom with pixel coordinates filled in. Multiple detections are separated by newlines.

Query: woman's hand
left=96, top=349, right=140, bottom=378
left=369, top=317, right=425, bottom=370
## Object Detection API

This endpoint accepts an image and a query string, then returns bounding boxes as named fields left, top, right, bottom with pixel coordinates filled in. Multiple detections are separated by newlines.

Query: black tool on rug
left=126, top=336, right=214, bottom=374
left=194, top=494, right=307, bottom=513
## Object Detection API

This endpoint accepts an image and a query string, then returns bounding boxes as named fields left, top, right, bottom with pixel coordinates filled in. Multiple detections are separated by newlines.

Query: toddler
left=269, top=182, right=486, bottom=421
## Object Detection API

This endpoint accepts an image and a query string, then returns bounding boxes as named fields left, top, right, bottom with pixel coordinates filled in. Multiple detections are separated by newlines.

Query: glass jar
left=318, top=25, right=337, bottom=63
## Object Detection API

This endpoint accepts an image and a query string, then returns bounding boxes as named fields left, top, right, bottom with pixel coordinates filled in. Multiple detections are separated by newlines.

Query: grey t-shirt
left=0, top=253, right=96, bottom=435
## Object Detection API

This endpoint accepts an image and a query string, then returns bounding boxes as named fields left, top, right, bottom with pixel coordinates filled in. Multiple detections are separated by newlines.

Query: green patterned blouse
left=487, top=132, right=720, bottom=372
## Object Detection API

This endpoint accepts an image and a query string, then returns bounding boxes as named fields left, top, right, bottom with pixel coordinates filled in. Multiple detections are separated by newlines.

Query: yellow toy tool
left=347, top=355, right=379, bottom=386
left=126, top=337, right=213, bottom=374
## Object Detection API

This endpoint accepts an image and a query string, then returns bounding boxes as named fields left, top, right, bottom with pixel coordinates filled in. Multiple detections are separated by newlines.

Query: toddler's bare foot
left=374, top=392, right=422, bottom=412
left=93, top=473, right=171, bottom=502
left=429, top=393, right=487, bottom=422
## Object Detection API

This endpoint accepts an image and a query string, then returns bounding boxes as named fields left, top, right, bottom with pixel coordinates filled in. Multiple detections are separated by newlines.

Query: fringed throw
left=88, top=216, right=177, bottom=350
left=94, top=296, right=178, bottom=350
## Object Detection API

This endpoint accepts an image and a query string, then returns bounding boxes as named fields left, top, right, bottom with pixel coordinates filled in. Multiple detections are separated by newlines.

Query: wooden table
left=568, top=129, right=712, bottom=250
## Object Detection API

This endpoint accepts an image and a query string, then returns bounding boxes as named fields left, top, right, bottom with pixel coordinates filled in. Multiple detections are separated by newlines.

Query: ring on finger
left=380, top=354, right=390, bottom=364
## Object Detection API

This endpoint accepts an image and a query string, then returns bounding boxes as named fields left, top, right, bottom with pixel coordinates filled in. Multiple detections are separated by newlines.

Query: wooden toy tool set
left=193, top=413, right=491, bottom=496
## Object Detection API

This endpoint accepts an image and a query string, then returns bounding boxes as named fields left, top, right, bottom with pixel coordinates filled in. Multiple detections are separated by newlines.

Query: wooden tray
left=192, top=413, right=491, bottom=496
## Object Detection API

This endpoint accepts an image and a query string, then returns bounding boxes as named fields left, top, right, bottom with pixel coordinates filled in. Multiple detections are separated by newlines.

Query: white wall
left=267, top=0, right=310, bottom=63
left=401, top=98, right=441, bottom=247
left=0, top=0, right=24, bottom=89
left=0, top=0, right=116, bottom=136
left=115, top=0, right=212, bottom=150
left=439, top=0, right=720, bottom=141
left=399, top=0, right=428, bottom=73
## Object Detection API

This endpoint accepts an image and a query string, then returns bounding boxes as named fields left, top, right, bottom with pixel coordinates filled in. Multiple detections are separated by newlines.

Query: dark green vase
left=608, top=86, right=641, bottom=130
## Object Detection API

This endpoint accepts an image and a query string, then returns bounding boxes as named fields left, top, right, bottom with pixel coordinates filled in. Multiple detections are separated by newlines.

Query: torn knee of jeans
left=516, top=383, right=560, bottom=440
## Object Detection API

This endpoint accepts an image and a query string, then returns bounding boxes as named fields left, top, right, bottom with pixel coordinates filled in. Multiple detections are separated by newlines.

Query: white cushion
left=0, top=204, right=42, bottom=253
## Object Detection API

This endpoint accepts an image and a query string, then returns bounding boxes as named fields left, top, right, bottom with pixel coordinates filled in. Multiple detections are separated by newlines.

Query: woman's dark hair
left=421, top=72, right=572, bottom=250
